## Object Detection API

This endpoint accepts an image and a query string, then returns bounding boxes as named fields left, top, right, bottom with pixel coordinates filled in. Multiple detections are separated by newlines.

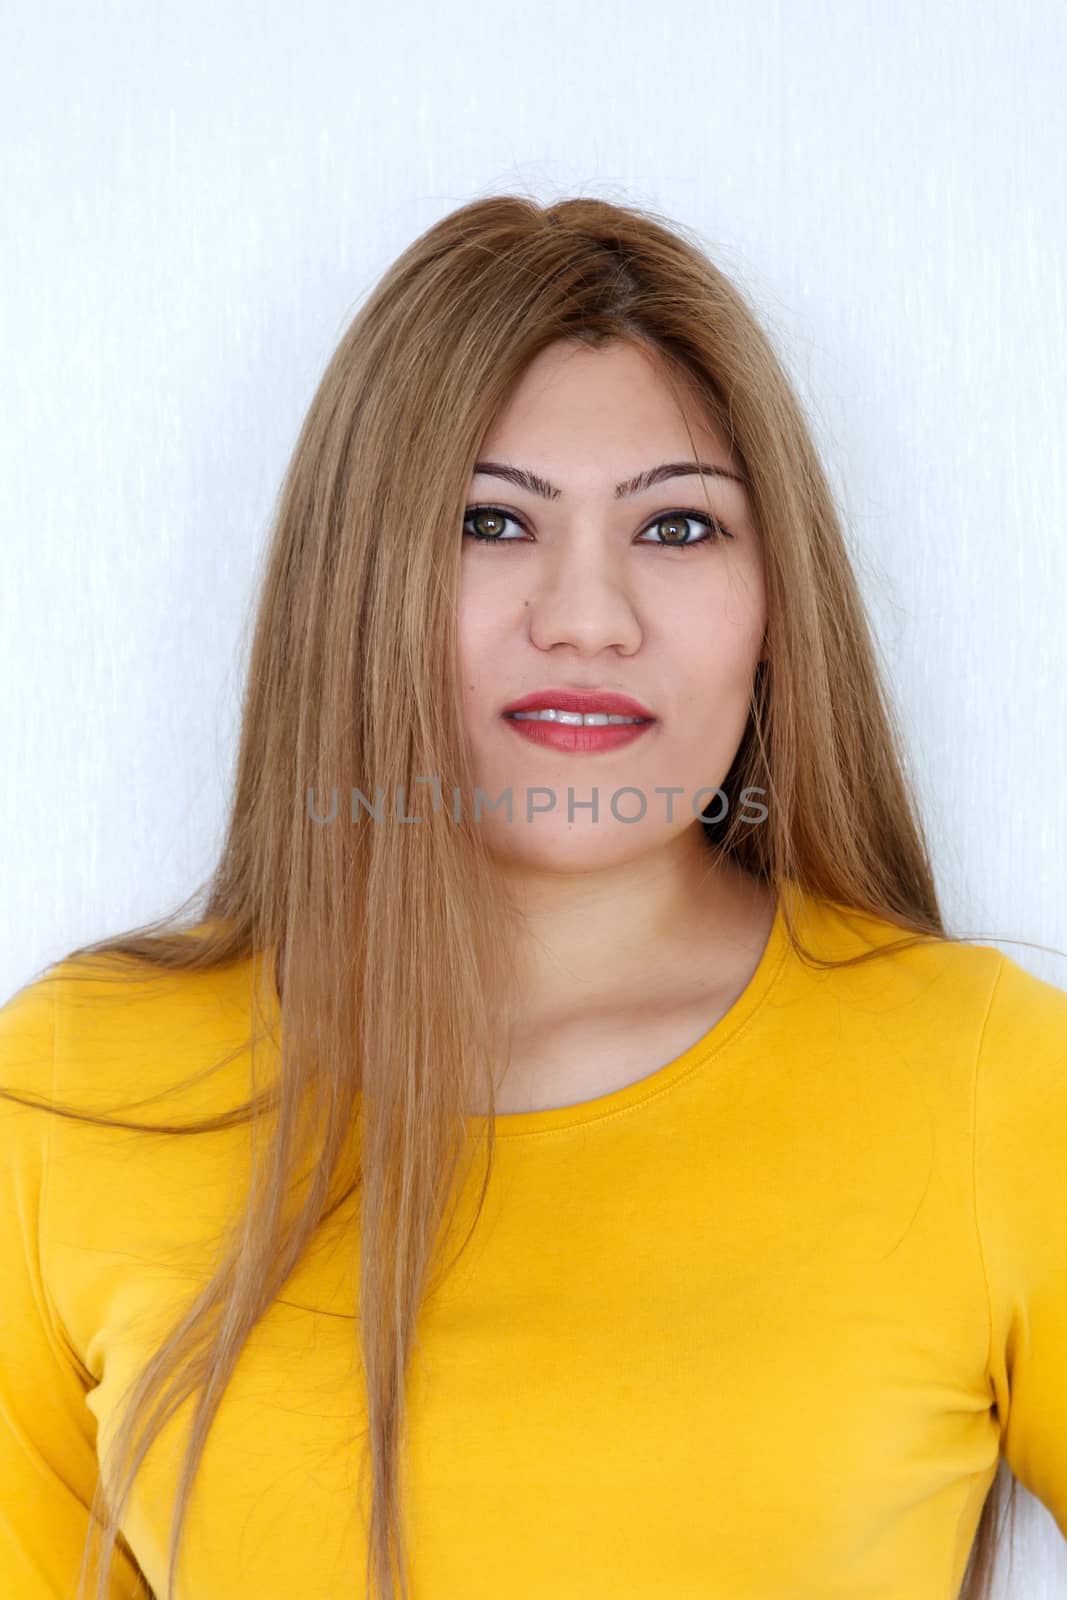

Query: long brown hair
left=3, top=192, right=1046, bottom=1600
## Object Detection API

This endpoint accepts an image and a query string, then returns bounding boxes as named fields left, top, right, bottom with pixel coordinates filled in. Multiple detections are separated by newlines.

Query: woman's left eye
left=461, top=506, right=732, bottom=549
left=636, top=511, right=731, bottom=549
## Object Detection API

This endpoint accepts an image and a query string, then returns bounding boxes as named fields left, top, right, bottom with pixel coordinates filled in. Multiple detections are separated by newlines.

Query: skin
left=457, top=337, right=777, bottom=1113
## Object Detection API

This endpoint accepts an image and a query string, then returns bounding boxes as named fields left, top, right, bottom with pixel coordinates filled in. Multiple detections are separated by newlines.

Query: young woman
left=1, top=194, right=1064, bottom=1600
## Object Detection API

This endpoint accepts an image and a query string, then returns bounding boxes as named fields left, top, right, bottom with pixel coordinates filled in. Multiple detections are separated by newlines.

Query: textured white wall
left=2, top=1, right=1064, bottom=1590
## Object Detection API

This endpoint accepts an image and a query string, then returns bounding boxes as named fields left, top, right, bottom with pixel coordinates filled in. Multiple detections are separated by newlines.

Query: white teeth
left=507, top=710, right=647, bottom=725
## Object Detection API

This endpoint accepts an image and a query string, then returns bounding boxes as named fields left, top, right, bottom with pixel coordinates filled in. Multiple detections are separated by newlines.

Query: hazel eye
left=637, top=511, right=731, bottom=549
left=462, top=506, right=527, bottom=544
left=460, top=504, right=734, bottom=548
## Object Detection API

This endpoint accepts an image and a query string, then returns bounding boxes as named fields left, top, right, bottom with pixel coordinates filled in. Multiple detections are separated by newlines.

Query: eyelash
left=461, top=504, right=734, bottom=551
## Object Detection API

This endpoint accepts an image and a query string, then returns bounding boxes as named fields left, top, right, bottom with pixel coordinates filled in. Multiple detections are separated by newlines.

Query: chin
left=483, top=825, right=665, bottom=872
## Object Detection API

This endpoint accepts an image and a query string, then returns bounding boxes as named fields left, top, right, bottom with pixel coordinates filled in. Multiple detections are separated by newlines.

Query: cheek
left=670, top=596, right=765, bottom=688
left=456, top=593, right=502, bottom=718
left=455, top=579, right=479, bottom=665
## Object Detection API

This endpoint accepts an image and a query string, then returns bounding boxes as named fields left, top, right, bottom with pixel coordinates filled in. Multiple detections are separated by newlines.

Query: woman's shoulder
left=0, top=929, right=276, bottom=1115
left=793, top=888, right=1066, bottom=1033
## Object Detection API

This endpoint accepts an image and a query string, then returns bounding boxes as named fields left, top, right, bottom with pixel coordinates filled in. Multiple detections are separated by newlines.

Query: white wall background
left=2, top=0, right=1065, bottom=1592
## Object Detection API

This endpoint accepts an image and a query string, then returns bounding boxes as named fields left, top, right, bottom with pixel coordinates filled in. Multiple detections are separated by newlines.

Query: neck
left=493, top=832, right=771, bottom=1028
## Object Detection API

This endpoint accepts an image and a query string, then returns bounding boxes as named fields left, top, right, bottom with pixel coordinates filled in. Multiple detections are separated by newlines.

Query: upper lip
left=501, top=688, right=656, bottom=719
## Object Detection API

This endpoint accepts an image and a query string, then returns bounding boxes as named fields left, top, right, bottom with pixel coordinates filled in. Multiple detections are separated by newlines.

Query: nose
left=524, top=530, right=643, bottom=657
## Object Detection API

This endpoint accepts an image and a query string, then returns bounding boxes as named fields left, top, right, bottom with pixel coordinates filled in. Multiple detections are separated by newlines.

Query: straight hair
left=5, top=192, right=1044, bottom=1600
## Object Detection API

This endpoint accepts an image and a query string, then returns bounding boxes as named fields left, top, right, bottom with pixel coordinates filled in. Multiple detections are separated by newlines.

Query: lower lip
left=501, top=715, right=656, bottom=753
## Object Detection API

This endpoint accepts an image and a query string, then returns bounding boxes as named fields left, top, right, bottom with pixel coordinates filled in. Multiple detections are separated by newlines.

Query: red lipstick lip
left=500, top=689, right=655, bottom=720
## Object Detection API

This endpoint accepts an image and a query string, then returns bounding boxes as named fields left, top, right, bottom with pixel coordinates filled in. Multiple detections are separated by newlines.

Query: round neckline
left=463, top=885, right=793, bottom=1139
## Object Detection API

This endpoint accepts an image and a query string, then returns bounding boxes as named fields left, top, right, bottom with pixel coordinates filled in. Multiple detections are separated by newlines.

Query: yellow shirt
left=3, top=886, right=1067, bottom=1599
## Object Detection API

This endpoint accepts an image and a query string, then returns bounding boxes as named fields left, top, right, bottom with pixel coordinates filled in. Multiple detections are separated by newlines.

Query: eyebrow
left=471, top=459, right=749, bottom=500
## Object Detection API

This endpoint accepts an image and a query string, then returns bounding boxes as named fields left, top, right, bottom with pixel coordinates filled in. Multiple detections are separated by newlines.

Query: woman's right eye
left=462, top=506, right=527, bottom=545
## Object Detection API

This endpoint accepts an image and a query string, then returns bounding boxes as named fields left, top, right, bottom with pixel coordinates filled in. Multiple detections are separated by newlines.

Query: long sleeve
left=0, top=973, right=149, bottom=1599
left=974, top=950, right=1067, bottom=1540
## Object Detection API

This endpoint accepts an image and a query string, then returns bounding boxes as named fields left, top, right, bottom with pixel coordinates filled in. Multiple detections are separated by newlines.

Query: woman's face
left=457, top=337, right=767, bottom=871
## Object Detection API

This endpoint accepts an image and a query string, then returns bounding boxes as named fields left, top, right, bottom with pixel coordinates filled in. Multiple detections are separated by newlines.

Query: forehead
left=483, top=339, right=731, bottom=460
